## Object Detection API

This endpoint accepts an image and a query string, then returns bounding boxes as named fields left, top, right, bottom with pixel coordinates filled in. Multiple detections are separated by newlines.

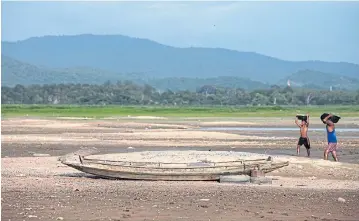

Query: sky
left=1, top=1, right=359, bottom=64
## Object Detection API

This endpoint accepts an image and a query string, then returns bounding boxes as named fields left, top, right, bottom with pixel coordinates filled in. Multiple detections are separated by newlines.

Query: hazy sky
left=2, top=1, right=359, bottom=64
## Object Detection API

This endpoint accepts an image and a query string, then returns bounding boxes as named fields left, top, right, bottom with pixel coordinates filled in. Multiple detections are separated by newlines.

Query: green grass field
left=2, top=104, right=359, bottom=118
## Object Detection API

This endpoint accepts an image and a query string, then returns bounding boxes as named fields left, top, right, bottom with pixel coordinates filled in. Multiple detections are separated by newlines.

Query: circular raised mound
left=84, top=150, right=269, bottom=164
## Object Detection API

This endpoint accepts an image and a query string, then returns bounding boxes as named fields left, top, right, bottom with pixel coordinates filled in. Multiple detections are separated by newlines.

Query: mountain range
left=2, top=34, right=359, bottom=90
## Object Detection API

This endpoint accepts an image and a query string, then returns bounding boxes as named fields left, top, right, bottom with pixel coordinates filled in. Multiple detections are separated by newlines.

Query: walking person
left=322, top=114, right=339, bottom=161
left=295, top=113, right=310, bottom=157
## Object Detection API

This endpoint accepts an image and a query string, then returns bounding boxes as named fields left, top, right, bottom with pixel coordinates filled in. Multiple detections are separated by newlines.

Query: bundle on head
left=296, top=115, right=307, bottom=121
left=320, top=113, right=341, bottom=124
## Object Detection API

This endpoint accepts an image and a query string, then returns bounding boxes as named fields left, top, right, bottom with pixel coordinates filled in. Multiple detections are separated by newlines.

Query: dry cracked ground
left=2, top=116, right=359, bottom=221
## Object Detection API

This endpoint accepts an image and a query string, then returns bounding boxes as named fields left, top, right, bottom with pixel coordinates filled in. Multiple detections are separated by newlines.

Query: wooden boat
left=60, top=151, right=289, bottom=181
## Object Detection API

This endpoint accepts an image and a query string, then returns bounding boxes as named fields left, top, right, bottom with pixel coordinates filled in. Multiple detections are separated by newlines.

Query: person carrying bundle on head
left=295, top=113, right=310, bottom=157
left=321, top=114, right=339, bottom=162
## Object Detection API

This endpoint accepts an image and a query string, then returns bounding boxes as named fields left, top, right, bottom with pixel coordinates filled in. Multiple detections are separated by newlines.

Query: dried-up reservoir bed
left=2, top=117, right=359, bottom=221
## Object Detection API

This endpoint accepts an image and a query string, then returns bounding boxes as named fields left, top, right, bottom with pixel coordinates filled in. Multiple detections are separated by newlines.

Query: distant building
left=287, top=79, right=291, bottom=87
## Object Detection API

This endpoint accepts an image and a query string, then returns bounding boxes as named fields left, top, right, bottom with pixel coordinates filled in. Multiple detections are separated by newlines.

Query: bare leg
left=332, top=151, right=339, bottom=162
left=324, top=149, right=329, bottom=160
left=306, top=138, right=311, bottom=157
left=297, top=145, right=300, bottom=155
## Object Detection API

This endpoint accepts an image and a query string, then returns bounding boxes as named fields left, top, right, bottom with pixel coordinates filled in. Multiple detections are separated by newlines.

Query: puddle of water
left=200, top=127, right=359, bottom=132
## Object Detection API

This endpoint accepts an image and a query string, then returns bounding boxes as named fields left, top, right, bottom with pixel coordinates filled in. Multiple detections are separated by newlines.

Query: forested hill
left=2, top=34, right=359, bottom=83
left=1, top=55, right=270, bottom=91
left=4, top=55, right=359, bottom=91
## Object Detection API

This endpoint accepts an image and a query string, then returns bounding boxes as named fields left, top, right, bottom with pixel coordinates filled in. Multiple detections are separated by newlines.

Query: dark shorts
left=298, top=137, right=310, bottom=149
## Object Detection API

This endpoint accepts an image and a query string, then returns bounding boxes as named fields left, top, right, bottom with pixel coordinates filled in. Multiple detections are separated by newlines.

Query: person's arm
left=323, top=114, right=334, bottom=126
left=295, top=117, right=301, bottom=127
left=326, top=119, right=334, bottom=126
left=306, top=113, right=310, bottom=126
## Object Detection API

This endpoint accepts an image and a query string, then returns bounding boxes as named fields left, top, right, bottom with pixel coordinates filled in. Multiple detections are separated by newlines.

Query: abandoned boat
left=60, top=150, right=289, bottom=181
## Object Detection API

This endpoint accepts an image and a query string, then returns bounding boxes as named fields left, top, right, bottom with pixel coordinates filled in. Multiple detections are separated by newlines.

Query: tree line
left=2, top=81, right=359, bottom=106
